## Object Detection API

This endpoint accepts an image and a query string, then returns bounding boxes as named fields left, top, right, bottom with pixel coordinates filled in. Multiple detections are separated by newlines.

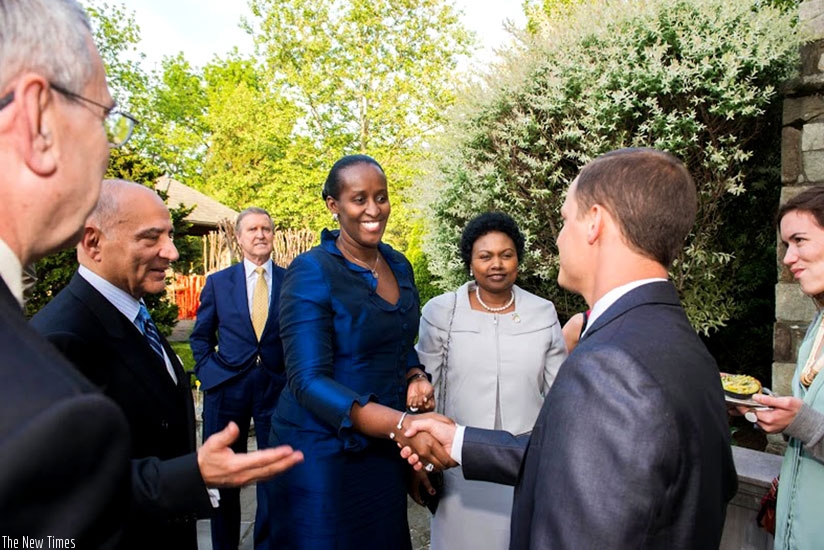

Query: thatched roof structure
left=154, top=177, right=238, bottom=236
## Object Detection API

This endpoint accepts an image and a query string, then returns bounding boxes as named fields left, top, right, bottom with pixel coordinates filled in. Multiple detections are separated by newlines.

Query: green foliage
left=170, top=341, right=195, bottom=373
left=82, top=0, right=149, bottom=106
left=405, top=221, right=442, bottom=307
left=523, top=0, right=581, bottom=34
left=244, top=0, right=475, bottom=245
left=24, top=249, right=77, bottom=319
left=422, top=0, right=800, bottom=345
left=199, top=54, right=327, bottom=230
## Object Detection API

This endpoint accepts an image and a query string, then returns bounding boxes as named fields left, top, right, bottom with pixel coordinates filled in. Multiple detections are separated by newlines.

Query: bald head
left=80, top=179, right=178, bottom=299
left=86, top=179, right=156, bottom=236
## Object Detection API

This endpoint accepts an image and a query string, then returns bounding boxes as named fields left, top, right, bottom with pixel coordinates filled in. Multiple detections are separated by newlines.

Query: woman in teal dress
left=750, top=186, right=824, bottom=549
left=266, top=155, right=446, bottom=549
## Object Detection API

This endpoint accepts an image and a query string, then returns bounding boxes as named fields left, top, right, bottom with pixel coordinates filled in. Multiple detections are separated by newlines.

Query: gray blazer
left=416, top=282, right=566, bottom=433
left=461, top=281, right=737, bottom=549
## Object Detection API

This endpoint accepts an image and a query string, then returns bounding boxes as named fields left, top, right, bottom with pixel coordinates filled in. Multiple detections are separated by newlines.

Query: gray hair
left=235, top=207, right=274, bottom=233
left=0, top=0, right=94, bottom=92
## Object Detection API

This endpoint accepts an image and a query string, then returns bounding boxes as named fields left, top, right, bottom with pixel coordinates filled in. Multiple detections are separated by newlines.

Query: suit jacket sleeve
left=190, top=273, right=218, bottom=375
left=520, top=344, right=680, bottom=549
left=279, top=253, right=377, bottom=450
left=0, top=394, right=131, bottom=548
left=43, top=330, right=213, bottom=521
left=462, top=427, right=530, bottom=486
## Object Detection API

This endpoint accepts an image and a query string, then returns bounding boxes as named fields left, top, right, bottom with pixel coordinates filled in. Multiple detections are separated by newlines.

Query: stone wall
left=775, top=0, right=824, bottom=405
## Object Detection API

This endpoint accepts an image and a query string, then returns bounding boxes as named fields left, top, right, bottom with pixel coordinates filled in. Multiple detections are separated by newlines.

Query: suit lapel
left=0, top=276, right=20, bottom=314
left=159, top=335, right=196, bottom=447
left=262, top=264, right=282, bottom=337
left=582, top=281, right=680, bottom=342
left=231, top=262, right=257, bottom=338
left=67, top=274, right=182, bottom=405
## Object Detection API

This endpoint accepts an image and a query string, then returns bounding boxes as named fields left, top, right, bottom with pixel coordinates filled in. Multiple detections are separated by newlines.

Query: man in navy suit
left=0, top=0, right=131, bottom=544
left=405, top=149, right=738, bottom=549
left=32, top=181, right=303, bottom=549
left=190, top=207, right=287, bottom=550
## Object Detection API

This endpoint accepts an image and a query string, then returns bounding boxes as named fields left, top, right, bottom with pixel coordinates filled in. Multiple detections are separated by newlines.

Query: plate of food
left=720, top=373, right=773, bottom=408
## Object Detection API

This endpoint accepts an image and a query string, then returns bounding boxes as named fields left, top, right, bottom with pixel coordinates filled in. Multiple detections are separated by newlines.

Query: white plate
left=724, top=387, right=774, bottom=409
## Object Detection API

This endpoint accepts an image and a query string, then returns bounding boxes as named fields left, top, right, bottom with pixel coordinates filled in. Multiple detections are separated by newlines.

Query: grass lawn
left=170, top=341, right=195, bottom=373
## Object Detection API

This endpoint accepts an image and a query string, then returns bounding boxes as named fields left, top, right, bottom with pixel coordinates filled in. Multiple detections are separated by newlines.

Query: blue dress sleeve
left=279, top=253, right=375, bottom=448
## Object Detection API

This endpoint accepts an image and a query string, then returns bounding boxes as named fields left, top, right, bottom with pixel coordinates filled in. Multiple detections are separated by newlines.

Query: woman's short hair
left=459, top=212, right=526, bottom=270
left=777, top=186, right=824, bottom=229
left=322, top=154, right=385, bottom=201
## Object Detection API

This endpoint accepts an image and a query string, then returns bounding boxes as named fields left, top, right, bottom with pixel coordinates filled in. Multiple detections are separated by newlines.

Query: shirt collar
left=243, top=258, right=272, bottom=278
left=0, top=238, right=23, bottom=307
left=582, top=278, right=667, bottom=338
left=78, top=264, right=142, bottom=324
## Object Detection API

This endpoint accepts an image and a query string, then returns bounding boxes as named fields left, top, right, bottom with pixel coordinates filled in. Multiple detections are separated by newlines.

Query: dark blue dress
left=266, top=229, right=421, bottom=549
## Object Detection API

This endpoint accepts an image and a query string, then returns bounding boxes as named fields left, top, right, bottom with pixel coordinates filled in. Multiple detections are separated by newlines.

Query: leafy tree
left=244, top=0, right=475, bottom=246
left=82, top=0, right=149, bottom=107
left=422, top=0, right=799, bottom=379
left=523, top=0, right=581, bottom=33
left=198, top=54, right=325, bottom=229
left=138, top=54, right=211, bottom=186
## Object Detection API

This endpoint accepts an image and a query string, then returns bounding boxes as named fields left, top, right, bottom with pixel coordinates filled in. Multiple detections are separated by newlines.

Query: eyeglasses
left=0, top=83, right=138, bottom=148
left=49, top=83, right=137, bottom=148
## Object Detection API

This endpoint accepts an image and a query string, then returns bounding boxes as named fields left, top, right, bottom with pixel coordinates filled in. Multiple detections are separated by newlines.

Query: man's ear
left=79, top=225, right=103, bottom=260
left=19, top=76, right=58, bottom=176
left=586, top=205, right=605, bottom=245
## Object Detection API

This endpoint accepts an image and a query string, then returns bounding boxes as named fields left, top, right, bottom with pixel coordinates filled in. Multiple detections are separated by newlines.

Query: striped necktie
left=252, top=267, right=269, bottom=340
left=137, top=303, right=165, bottom=360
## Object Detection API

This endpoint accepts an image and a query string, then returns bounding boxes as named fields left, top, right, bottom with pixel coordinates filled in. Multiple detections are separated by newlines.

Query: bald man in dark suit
left=33, top=180, right=303, bottom=549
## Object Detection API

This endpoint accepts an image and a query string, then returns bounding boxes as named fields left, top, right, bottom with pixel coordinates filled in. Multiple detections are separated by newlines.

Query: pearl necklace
left=475, top=285, right=514, bottom=312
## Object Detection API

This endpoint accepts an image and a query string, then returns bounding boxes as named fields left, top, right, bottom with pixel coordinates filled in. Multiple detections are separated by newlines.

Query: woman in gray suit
left=414, top=212, right=567, bottom=549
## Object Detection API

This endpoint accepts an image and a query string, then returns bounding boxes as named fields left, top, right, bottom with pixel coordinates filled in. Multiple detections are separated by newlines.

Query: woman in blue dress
left=266, top=154, right=447, bottom=548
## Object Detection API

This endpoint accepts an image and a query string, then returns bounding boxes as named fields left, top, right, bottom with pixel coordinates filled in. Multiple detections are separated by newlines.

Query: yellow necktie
left=252, top=266, right=268, bottom=340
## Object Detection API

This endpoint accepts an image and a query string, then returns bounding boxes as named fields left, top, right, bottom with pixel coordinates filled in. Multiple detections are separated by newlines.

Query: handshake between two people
left=391, top=412, right=460, bottom=472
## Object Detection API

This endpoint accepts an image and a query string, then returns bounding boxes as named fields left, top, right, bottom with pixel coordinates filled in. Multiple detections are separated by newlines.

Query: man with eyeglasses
left=0, top=0, right=131, bottom=546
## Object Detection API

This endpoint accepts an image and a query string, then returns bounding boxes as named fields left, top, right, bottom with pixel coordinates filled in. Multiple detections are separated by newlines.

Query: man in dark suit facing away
left=32, top=179, right=303, bottom=549
left=405, top=148, right=738, bottom=549
left=191, top=207, right=287, bottom=550
left=0, top=0, right=131, bottom=545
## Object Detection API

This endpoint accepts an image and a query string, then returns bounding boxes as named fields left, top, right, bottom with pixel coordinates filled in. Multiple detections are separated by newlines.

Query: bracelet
left=396, top=411, right=408, bottom=430
left=407, top=372, right=428, bottom=384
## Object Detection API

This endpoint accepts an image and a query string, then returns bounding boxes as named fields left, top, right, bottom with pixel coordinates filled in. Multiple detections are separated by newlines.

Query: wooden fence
left=169, top=224, right=317, bottom=320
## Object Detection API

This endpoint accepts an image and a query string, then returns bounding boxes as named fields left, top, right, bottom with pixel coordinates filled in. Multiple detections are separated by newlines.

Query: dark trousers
left=203, top=365, right=283, bottom=550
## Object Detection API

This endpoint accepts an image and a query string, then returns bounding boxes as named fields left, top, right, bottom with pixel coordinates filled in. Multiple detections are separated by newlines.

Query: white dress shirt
left=0, top=238, right=23, bottom=307
left=78, top=265, right=177, bottom=384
